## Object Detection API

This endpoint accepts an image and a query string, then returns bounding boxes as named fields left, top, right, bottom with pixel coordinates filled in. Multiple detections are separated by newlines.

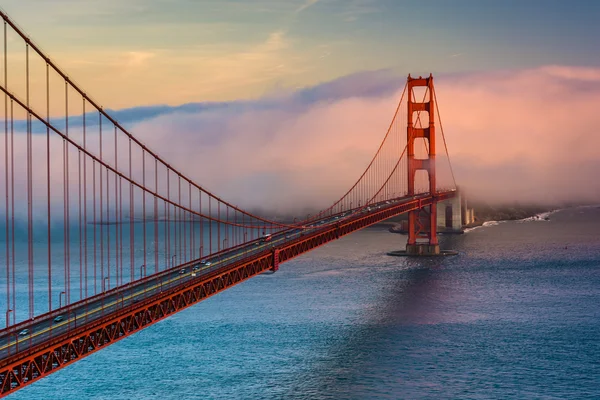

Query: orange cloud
left=2, top=66, right=599, bottom=222
left=134, top=65, right=600, bottom=209
left=436, top=66, right=600, bottom=204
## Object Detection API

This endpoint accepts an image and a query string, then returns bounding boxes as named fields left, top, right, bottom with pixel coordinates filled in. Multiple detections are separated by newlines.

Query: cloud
left=6, top=27, right=303, bottom=110
left=2, top=65, right=600, bottom=224
left=295, top=0, right=320, bottom=14
left=434, top=65, right=600, bottom=204
left=126, top=72, right=399, bottom=215
left=109, top=65, right=600, bottom=208
left=338, top=0, right=380, bottom=22
left=124, top=51, right=156, bottom=67
left=126, top=65, right=600, bottom=208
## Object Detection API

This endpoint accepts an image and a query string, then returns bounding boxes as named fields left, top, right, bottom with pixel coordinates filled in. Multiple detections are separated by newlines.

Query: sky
left=2, top=0, right=600, bottom=107
left=1, top=0, right=600, bottom=211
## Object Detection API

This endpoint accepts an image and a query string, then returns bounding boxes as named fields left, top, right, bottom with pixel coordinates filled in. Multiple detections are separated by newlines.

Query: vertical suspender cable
left=10, top=99, right=15, bottom=323
left=4, top=20, right=10, bottom=324
left=142, top=149, right=147, bottom=279
left=83, top=99, right=88, bottom=298
left=46, top=63, right=52, bottom=311
left=432, top=86, right=457, bottom=188
left=179, top=176, right=183, bottom=264
left=63, top=83, right=68, bottom=306
left=154, top=159, right=158, bottom=274
left=26, top=43, right=34, bottom=319
left=188, top=182, right=192, bottom=260
left=93, top=150, right=97, bottom=295
left=129, top=137, right=134, bottom=284
left=199, top=189, right=203, bottom=258
left=106, top=126, right=110, bottom=291
left=99, top=111, right=104, bottom=292
left=114, top=126, right=119, bottom=286
left=167, top=170, right=170, bottom=268
left=78, top=135, right=82, bottom=300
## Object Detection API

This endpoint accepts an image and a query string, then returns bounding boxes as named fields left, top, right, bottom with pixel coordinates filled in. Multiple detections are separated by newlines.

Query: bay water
left=10, top=206, right=600, bottom=399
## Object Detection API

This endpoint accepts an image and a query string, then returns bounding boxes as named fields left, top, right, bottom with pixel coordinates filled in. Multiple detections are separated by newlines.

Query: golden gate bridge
left=0, top=10, right=457, bottom=397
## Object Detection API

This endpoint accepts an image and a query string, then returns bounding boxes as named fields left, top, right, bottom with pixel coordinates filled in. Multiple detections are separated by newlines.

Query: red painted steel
left=0, top=191, right=455, bottom=397
left=0, top=8, right=459, bottom=397
left=272, top=249, right=280, bottom=272
left=0, top=10, right=300, bottom=231
left=407, top=75, right=438, bottom=246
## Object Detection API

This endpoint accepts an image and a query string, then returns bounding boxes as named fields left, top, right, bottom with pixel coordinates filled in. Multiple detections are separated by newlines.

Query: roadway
left=0, top=194, right=430, bottom=360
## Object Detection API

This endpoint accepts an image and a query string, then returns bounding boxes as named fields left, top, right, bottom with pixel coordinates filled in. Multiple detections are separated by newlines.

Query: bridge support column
left=404, top=74, right=440, bottom=256
left=387, top=74, right=458, bottom=258
left=271, top=249, right=280, bottom=272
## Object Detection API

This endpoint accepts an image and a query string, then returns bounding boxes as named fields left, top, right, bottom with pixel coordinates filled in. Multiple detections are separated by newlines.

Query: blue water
left=0, top=221, right=263, bottom=323
left=9, top=206, right=600, bottom=399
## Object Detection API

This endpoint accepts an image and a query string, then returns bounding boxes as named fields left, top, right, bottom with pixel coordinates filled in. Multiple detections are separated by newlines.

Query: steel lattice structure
left=0, top=9, right=457, bottom=397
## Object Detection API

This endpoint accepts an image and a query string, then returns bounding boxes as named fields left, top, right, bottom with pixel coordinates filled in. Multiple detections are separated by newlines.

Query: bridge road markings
left=0, top=235, right=290, bottom=352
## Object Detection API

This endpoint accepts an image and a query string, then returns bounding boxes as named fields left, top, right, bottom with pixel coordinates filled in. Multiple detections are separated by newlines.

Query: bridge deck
left=0, top=191, right=455, bottom=396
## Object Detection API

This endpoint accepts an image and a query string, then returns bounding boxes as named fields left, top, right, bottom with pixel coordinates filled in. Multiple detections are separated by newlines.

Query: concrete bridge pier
left=405, top=243, right=440, bottom=255
left=388, top=242, right=456, bottom=257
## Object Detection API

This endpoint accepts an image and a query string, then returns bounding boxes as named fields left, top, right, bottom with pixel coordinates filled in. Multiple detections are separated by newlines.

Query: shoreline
left=385, top=205, right=561, bottom=235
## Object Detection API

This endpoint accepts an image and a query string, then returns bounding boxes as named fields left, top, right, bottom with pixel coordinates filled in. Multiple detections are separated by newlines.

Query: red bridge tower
left=406, top=74, right=440, bottom=255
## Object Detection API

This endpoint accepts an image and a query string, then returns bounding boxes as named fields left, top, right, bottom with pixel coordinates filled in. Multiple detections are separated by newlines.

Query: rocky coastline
left=386, top=204, right=557, bottom=234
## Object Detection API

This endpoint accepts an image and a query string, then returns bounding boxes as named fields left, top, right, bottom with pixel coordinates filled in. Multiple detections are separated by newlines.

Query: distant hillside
left=382, top=202, right=557, bottom=232
left=469, top=204, right=555, bottom=225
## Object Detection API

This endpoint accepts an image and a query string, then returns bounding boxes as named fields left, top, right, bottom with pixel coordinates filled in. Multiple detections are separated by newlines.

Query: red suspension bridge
left=0, top=10, right=457, bottom=397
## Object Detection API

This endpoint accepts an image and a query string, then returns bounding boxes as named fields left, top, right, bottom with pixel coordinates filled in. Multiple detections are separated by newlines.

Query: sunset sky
left=1, top=0, right=599, bottom=208
left=2, top=0, right=599, bottom=107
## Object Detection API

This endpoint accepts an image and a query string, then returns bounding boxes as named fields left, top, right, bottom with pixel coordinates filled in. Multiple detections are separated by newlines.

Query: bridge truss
left=0, top=9, right=456, bottom=396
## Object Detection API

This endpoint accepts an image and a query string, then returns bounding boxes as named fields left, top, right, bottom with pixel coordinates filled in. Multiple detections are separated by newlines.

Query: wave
left=482, top=221, right=503, bottom=227
left=517, top=209, right=560, bottom=223
left=464, top=220, right=505, bottom=233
